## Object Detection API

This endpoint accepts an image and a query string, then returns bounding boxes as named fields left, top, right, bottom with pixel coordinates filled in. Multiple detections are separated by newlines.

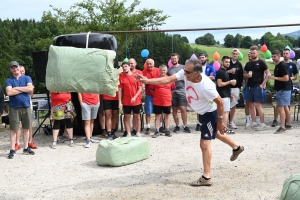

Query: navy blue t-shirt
left=5, top=75, right=32, bottom=108
left=285, top=62, right=298, bottom=77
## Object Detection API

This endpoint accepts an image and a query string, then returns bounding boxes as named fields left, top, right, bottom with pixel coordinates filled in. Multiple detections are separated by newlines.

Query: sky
left=1, top=0, right=300, bottom=44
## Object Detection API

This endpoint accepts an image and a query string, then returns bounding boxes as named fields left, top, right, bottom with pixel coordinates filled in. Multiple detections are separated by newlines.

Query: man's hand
left=217, top=120, right=227, bottom=135
left=118, top=102, right=123, bottom=109
left=134, top=74, right=149, bottom=84
left=131, top=97, right=136, bottom=104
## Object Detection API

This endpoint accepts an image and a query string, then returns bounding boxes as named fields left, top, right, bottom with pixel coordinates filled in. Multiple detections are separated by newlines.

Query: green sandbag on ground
left=46, top=45, right=119, bottom=96
left=280, top=174, right=300, bottom=200
left=96, top=137, right=150, bottom=167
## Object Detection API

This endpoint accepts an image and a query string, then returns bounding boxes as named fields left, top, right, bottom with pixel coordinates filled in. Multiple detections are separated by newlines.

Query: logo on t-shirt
left=207, top=68, right=209, bottom=71
left=256, top=63, right=259, bottom=65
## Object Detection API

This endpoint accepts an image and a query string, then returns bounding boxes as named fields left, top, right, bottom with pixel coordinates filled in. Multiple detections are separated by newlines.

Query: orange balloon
left=144, top=62, right=147, bottom=70
left=261, top=44, right=268, bottom=53
left=213, top=51, right=220, bottom=61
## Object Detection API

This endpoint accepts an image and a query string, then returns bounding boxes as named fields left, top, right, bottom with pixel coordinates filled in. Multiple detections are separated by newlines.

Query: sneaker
left=135, top=132, right=142, bottom=137
left=271, top=120, right=278, bottom=127
left=107, top=134, right=113, bottom=140
left=126, top=133, right=132, bottom=137
left=251, top=122, right=259, bottom=129
left=100, top=131, right=108, bottom=138
left=159, top=127, right=165, bottom=133
left=23, top=148, right=35, bottom=155
left=195, top=124, right=201, bottom=131
left=15, top=143, right=21, bottom=151
left=28, top=141, right=38, bottom=149
left=112, top=134, right=118, bottom=140
left=51, top=142, right=57, bottom=149
left=229, top=122, right=237, bottom=129
left=285, top=124, right=293, bottom=130
left=230, top=146, right=244, bottom=161
left=85, top=140, right=91, bottom=148
left=122, top=131, right=128, bottom=137
left=165, top=130, right=172, bottom=137
left=8, top=150, right=16, bottom=159
left=152, top=131, right=160, bottom=138
left=131, top=129, right=137, bottom=136
left=90, top=137, right=100, bottom=143
left=69, top=140, right=75, bottom=147
left=190, top=176, right=213, bottom=187
left=255, top=123, right=267, bottom=131
left=274, top=127, right=286, bottom=134
left=173, top=126, right=180, bottom=133
left=183, top=126, right=191, bottom=133
left=145, top=128, right=151, bottom=135
left=57, top=136, right=66, bottom=143
left=245, top=123, right=251, bottom=130
left=226, top=129, right=235, bottom=134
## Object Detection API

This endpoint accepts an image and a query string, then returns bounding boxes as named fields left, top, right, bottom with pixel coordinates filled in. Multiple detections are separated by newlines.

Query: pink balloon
left=190, top=54, right=197, bottom=59
left=168, top=60, right=172, bottom=67
left=213, top=61, right=221, bottom=71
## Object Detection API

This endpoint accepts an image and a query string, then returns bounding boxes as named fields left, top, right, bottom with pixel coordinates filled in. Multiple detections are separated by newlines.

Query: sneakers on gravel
left=8, top=150, right=16, bottom=159
left=190, top=176, right=213, bottom=187
left=229, top=122, right=237, bottom=129
left=165, top=130, right=172, bottom=137
left=230, top=146, right=244, bottom=161
left=23, top=147, right=35, bottom=155
left=152, top=131, right=160, bottom=138
left=271, top=120, right=278, bottom=127
left=274, top=127, right=286, bottom=134
left=255, top=123, right=267, bottom=131
left=173, top=126, right=180, bottom=133
left=183, top=126, right=191, bottom=133
left=145, top=128, right=151, bottom=135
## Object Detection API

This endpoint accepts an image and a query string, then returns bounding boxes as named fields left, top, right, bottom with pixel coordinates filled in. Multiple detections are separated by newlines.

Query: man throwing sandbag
left=135, top=59, right=244, bottom=186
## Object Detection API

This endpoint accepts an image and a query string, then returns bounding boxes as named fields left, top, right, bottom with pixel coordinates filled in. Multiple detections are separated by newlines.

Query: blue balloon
left=141, top=49, right=149, bottom=58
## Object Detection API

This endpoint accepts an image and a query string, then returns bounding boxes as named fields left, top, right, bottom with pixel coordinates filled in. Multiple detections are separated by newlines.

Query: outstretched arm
left=135, top=74, right=178, bottom=85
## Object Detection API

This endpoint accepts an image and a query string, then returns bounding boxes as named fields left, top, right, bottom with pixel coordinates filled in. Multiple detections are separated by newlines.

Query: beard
left=202, top=61, right=206, bottom=65
left=172, top=61, right=178, bottom=65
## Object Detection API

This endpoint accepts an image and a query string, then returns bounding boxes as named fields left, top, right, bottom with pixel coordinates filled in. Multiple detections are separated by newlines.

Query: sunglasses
left=184, top=70, right=193, bottom=74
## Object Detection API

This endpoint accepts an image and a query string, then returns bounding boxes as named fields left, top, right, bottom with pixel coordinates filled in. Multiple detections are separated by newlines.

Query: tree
left=195, top=33, right=215, bottom=46
left=241, top=36, right=253, bottom=49
left=223, top=34, right=234, bottom=48
left=180, top=36, right=189, bottom=43
left=260, top=32, right=275, bottom=47
left=232, top=33, right=242, bottom=48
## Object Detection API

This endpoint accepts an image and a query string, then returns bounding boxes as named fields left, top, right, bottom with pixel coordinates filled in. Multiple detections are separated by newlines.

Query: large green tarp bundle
left=96, top=137, right=150, bottom=167
left=46, top=45, right=119, bottom=96
left=280, top=174, right=300, bottom=200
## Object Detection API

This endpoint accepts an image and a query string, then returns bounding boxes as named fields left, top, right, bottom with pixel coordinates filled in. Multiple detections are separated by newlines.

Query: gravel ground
left=0, top=113, right=300, bottom=200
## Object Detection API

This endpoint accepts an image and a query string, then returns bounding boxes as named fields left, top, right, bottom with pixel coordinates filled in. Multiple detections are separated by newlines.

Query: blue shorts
left=276, top=90, right=291, bottom=106
left=246, top=86, right=264, bottom=103
left=144, top=95, right=153, bottom=114
left=262, top=88, right=266, bottom=102
left=199, top=110, right=217, bottom=140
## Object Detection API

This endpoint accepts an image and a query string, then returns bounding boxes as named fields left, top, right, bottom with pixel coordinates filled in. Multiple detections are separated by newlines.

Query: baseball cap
left=198, top=52, right=207, bottom=57
left=10, top=61, right=19, bottom=68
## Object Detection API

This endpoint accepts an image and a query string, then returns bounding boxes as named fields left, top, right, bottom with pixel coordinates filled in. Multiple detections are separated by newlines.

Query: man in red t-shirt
left=150, top=65, right=175, bottom=138
left=118, top=62, right=143, bottom=137
left=142, top=58, right=160, bottom=134
left=102, top=92, right=119, bottom=139
left=129, top=58, right=143, bottom=135
left=78, top=93, right=101, bottom=147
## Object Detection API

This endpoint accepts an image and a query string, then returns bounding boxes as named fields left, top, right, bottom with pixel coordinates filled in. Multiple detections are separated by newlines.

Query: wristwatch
left=218, top=115, right=223, bottom=119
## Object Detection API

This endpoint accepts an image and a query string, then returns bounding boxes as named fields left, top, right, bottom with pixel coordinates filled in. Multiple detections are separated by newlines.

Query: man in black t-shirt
left=227, top=49, right=244, bottom=129
left=268, top=50, right=291, bottom=133
left=244, top=45, right=270, bottom=131
left=216, top=56, right=236, bottom=133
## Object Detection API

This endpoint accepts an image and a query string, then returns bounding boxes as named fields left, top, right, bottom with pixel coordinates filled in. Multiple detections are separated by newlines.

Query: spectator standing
left=150, top=65, right=176, bottom=138
left=102, top=92, right=119, bottom=139
left=78, top=93, right=100, bottom=148
left=6, top=61, right=35, bottom=159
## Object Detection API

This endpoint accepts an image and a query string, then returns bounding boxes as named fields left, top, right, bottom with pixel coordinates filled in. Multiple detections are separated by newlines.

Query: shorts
left=230, top=88, right=240, bottom=108
left=262, top=89, right=266, bottom=102
left=172, top=89, right=187, bottom=107
left=123, top=104, right=142, bottom=114
left=81, top=102, right=100, bottom=120
left=276, top=90, right=291, bottom=106
left=199, top=110, right=218, bottom=140
left=243, top=88, right=247, bottom=102
left=246, top=86, right=264, bottom=103
left=9, top=107, right=31, bottom=130
left=103, top=99, right=119, bottom=110
left=222, top=97, right=230, bottom=112
left=153, top=105, right=171, bottom=114
left=98, top=98, right=105, bottom=115
left=51, top=100, right=76, bottom=120
left=144, top=95, right=153, bottom=114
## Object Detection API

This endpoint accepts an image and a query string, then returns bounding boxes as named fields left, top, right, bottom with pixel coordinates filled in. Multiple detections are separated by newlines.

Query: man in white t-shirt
left=135, top=59, right=244, bottom=187
left=297, top=58, right=300, bottom=70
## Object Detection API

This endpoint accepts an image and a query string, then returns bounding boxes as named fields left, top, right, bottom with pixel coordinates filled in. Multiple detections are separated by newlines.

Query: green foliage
left=240, top=36, right=253, bottom=49
left=195, top=33, right=216, bottom=46
left=223, top=34, right=234, bottom=48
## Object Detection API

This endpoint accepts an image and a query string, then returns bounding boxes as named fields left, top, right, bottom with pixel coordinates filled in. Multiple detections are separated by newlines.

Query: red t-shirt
left=82, top=93, right=99, bottom=105
left=133, top=69, right=143, bottom=100
left=142, top=67, right=160, bottom=96
left=102, top=92, right=118, bottom=100
left=150, top=83, right=176, bottom=106
left=119, top=73, right=142, bottom=106
left=50, top=92, right=71, bottom=106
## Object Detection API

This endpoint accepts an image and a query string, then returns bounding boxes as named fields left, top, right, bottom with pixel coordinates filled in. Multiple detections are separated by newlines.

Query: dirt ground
left=0, top=111, right=299, bottom=200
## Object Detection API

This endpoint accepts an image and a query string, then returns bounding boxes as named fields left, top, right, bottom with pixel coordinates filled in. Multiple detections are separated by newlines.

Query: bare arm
left=135, top=74, right=177, bottom=85
left=292, top=73, right=298, bottom=81
left=217, top=79, right=232, bottom=87
left=209, top=72, right=215, bottom=81
left=269, top=74, right=289, bottom=82
left=14, top=83, right=34, bottom=93
left=78, top=93, right=82, bottom=105
left=118, top=88, right=123, bottom=108
left=260, top=69, right=270, bottom=88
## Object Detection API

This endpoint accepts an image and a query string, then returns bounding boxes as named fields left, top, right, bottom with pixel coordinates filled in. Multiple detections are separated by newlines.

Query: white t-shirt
left=175, top=69, right=218, bottom=115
